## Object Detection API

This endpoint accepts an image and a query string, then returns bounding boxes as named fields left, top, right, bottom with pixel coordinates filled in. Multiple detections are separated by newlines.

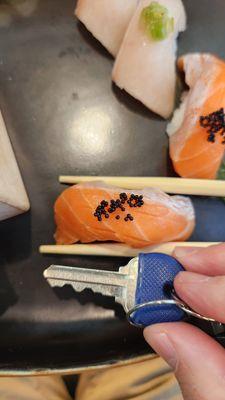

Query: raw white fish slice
left=75, top=0, right=139, bottom=57
left=112, top=0, right=187, bottom=118
left=0, top=111, right=30, bottom=221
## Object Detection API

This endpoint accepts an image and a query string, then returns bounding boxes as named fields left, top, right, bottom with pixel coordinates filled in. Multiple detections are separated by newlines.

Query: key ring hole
left=163, top=283, right=174, bottom=298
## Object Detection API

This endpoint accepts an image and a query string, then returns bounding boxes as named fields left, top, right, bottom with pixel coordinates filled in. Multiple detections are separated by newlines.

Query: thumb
left=144, top=322, right=225, bottom=400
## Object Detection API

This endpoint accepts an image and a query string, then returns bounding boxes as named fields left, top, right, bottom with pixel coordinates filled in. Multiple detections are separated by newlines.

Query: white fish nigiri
left=75, top=0, right=139, bottom=57
left=112, top=0, right=187, bottom=119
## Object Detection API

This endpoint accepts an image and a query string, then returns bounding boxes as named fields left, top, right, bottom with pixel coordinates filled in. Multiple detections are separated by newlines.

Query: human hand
left=144, top=243, right=225, bottom=400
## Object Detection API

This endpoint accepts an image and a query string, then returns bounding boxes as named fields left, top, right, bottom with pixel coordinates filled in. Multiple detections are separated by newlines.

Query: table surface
left=0, top=0, right=225, bottom=375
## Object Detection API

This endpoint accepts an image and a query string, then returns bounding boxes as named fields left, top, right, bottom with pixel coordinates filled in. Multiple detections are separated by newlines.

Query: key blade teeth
left=71, top=282, right=87, bottom=293
left=45, top=276, right=86, bottom=293
left=45, top=278, right=65, bottom=288
left=69, top=282, right=124, bottom=298
left=45, top=277, right=122, bottom=298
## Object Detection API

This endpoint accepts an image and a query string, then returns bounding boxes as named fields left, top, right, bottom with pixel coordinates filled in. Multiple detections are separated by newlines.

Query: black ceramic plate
left=0, top=0, right=225, bottom=375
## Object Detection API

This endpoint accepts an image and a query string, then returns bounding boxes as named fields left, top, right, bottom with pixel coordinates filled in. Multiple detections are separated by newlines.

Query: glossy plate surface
left=0, top=0, right=225, bottom=374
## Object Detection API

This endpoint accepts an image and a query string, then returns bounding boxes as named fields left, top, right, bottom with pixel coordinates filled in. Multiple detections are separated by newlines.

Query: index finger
left=173, top=243, right=225, bottom=276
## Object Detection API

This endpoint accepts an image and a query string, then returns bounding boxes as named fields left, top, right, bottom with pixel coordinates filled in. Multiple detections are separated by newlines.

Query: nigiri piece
left=168, top=53, right=225, bottom=179
left=75, top=0, right=139, bottom=57
left=0, top=111, right=30, bottom=221
left=112, top=0, right=186, bottom=119
left=54, top=182, right=195, bottom=248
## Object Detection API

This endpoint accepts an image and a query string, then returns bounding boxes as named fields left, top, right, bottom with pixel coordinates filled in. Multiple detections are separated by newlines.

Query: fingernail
left=174, top=247, right=202, bottom=259
left=175, top=272, right=210, bottom=285
left=144, top=330, right=178, bottom=369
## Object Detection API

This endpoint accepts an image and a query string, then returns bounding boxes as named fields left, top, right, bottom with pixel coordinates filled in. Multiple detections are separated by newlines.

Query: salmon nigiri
left=75, top=0, right=139, bottom=57
left=168, top=53, right=225, bottom=179
left=54, top=182, right=195, bottom=248
left=112, top=0, right=186, bottom=118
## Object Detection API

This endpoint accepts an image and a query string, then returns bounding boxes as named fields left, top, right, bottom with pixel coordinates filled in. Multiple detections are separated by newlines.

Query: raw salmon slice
left=54, top=182, right=195, bottom=248
left=168, top=53, right=225, bottom=179
left=75, top=0, right=139, bottom=57
left=112, top=0, right=186, bottom=118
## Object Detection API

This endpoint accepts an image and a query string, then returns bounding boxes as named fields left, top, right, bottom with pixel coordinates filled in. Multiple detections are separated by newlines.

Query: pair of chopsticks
left=39, top=175, right=224, bottom=257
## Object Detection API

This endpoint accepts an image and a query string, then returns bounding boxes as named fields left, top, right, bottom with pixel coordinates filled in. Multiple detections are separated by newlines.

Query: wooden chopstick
left=59, top=176, right=225, bottom=197
left=39, top=242, right=219, bottom=258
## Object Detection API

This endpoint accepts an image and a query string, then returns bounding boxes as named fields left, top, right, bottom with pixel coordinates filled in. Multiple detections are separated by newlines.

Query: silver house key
left=44, top=253, right=218, bottom=327
left=44, top=258, right=138, bottom=312
left=44, top=257, right=138, bottom=314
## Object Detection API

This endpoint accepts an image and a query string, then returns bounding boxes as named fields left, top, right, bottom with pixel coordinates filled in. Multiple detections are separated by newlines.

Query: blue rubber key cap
left=131, top=253, right=185, bottom=326
left=44, top=253, right=185, bottom=327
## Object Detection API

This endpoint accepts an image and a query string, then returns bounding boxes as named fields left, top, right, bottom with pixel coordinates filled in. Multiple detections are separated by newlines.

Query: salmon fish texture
left=54, top=182, right=195, bottom=248
left=75, top=0, right=139, bottom=57
left=112, top=0, right=187, bottom=118
left=168, top=53, right=225, bottom=179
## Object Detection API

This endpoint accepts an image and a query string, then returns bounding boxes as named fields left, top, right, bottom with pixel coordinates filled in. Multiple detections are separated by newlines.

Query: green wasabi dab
left=141, top=2, right=174, bottom=41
